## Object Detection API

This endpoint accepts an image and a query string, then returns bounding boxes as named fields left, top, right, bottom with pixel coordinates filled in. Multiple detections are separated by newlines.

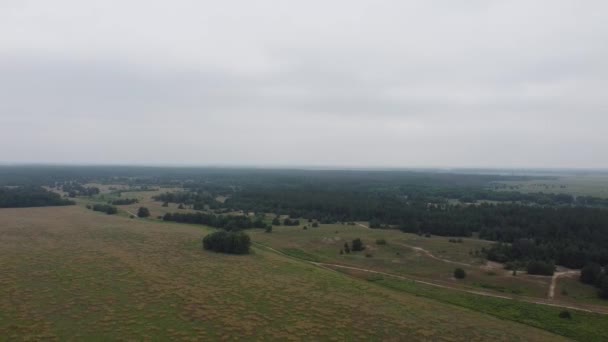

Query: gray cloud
left=0, top=0, right=607, bottom=168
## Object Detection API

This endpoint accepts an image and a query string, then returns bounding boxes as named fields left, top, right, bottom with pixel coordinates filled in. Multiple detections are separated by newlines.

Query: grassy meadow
left=250, top=224, right=552, bottom=299
left=0, top=205, right=572, bottom=341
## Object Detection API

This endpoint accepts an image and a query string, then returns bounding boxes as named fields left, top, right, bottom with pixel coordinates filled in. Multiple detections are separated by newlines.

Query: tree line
left=111, top=198, right=139, bottom=205
left=163, top=212, right=268, bottom=230
left=87, top=204, right=118, bottom=215
left=0, top=186, right=74, bottom=208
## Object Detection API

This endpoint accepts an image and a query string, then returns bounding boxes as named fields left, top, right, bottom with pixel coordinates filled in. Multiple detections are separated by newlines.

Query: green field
left=0, top=205, right=576, bottom=341
left=250, top=224, right=552, bottom=299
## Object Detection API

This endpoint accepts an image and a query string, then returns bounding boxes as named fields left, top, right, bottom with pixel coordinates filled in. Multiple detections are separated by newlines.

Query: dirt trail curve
left=354, top=222, right=471, bottom=267
left=549, top=270, right=580, bottom=299
left=253, top=242, right=608, bottom=315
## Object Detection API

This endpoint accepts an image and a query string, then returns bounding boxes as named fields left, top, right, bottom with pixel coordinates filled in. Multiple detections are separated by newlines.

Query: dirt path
left=354, top=222, right=471, bottom=267
left=253, top=242, right=608, bottom=315
left=549, top=270, right=580, bottom=299
left=396, top=242, right=472, bottom=267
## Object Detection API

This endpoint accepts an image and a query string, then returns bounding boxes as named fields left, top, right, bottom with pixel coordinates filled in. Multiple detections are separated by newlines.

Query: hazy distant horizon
left=2, top=162, right=608, bottom=175
left=2, top=1, right=607, bottom=168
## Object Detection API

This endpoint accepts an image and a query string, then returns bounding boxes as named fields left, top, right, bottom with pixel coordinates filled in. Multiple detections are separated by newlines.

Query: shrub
left=376, top=239, right=387, bottom=245
left=265, top=225, right=272, bottom=233
left=454, top=268, right=466, bottom=279
left=344, top=242, right=351, bottom=254
left=202, top=231, right=251, bottom=254
left=312, top=222, right=319, bottom=228
left=137, top=207, right=150, bottom=218
left=365, top=253, right=373, bottom=258
left=351, top=238, right=365, bottom=251
left=559, top=310, right=572, bottom=319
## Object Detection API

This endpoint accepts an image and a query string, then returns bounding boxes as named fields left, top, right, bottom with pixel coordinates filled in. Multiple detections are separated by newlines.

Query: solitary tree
left=454, top=268, right=466, bottom=279
left=351, top=238, right=364, bottom=251
left=137, top=207, right=150, bottom=218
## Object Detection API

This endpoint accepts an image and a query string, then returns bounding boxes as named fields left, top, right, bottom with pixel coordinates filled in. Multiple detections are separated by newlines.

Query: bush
left=344, top=242, right=351, bottom=254
left=265, top=225, right=272, bottom=233
left=137, top=207, right=150, bottom=218
left=351, top=238, right=365, bottom=251
left=559, top=310, right=572, bottom=319
left=202, top=231, right=251, bottom=254
left=376, top=239, right=387, bottom=245
left=454, top=268, right=466, bottom=279
left=312, top=222, right=319, bottom=228
left=526, top=261, right=555, bottom=276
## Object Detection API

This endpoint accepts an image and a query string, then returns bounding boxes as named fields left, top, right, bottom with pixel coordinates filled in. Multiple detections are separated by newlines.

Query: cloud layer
left=1, top=0, right=607, bottom=168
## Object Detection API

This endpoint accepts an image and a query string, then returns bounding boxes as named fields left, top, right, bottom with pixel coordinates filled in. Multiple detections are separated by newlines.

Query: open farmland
left=0, top=205, right=572, bottom=341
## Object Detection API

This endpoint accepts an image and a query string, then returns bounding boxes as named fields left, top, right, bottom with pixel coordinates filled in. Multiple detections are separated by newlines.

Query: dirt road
left=549, top=270, right=580, bottom=299
left=253, top=242, right=608, bottom=315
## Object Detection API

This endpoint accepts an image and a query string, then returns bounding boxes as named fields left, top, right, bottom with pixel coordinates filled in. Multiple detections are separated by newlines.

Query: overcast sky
left=1, top=1, right=607, bottom=168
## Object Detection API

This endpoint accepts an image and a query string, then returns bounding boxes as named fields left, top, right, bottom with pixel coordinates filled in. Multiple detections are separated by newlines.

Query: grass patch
left=350, top=271, right=608, bottom=341
left=280, top=248, right=321, bottom=262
